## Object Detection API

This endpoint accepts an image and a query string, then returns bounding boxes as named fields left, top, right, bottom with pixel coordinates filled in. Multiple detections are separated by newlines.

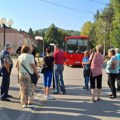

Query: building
left=0, top=27, right=36, bottom=54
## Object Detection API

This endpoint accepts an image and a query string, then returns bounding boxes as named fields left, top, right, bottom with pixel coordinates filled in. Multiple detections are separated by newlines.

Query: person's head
left=84, top=50, right=90, bottom=57
left=46, top=47, right=51, bottom=54
left=108, top=48, right=116, bottom=58
left=115, top=48, right=120, bottom=54
left=96, top=44, right=103, bottom=53
left=54, top=44, right=60, bottom=51
left=30, top=44, right=35, bottom=52
left=5, top=43, right=12, bottom=52
left=21, top=45, right=30, bottom=54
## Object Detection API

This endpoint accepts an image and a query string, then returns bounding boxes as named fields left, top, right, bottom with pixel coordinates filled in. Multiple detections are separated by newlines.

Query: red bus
left=64, top=36, right=90, bottom=66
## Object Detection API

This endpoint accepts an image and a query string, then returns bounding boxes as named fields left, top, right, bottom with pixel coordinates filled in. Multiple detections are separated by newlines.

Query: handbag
left=41, top=65, right=46, bottom=73
left=21, top=63, right=38, bottom=86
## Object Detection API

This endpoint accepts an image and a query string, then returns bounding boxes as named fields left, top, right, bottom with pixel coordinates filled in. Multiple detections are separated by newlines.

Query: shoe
left=109, top=94, right=113, bottom=97
left=23, top=104, right=27, bottom=108
left=90, top=99, right=96, bottom=103
left=47, top=95, right=54, bottom=100
left=53, top=92, right=59, bottom=94
left=1, top=98, right=11, bottom=102
left=7, top=95, right=13, bottom=98
left=109, top=96, right=116, bottom=99
left=43, top=95, right=47, bottom=100
left=83, top=87, right=86, bottom=89
left=97, top=98, right=101, bottom=101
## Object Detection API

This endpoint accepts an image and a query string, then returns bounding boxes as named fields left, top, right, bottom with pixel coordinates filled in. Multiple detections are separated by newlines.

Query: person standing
left=106, top=48, right=119, bottom=99
left=0, top=43, right=13, bottom=101
left=89, top=44, right=104, bottom=102
left=16, top=45, right=40, bottom=108
left=53, top=44, right=66, bottom=94
left=43, top=47, right=54, bottom=100
left=82, top=50, right=90, bottom=90
left=115, top=48, right=120, bottom=91
left=30, top=45, right=37, bottom=65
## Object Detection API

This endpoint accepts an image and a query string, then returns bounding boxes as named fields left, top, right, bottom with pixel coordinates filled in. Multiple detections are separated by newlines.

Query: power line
left=40, top=0, right=94, bottom=14
left=87, top=0, right=108, bottom=5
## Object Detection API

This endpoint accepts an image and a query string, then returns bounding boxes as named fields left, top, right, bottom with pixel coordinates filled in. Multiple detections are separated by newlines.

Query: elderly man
left=53, top=44, right=66, bottom=94
left=0, top=43, right=13, bottom=101
left=115, top=48, right=120, bottom=91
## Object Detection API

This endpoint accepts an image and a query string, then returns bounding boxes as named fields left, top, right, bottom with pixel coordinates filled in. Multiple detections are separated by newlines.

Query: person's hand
left=37, top=74, right=40, bottom=78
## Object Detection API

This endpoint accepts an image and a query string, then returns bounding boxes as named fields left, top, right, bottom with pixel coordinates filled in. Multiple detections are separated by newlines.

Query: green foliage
left=80, top=2, right=116, bottom=51
left=44, top=24, right=69, bottom=48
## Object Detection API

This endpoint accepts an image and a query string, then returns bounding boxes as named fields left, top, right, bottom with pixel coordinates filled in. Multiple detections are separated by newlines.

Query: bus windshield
left=66, top=39, right=88, bottom=53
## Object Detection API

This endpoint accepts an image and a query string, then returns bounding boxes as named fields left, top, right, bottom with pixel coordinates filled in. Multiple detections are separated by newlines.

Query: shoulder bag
left=21, top=63, right=38, bottom=86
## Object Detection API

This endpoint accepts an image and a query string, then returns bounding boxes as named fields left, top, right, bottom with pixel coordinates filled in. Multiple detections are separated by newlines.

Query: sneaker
left=47, top=95, right=54, bottom=100
left=23, top=104, right=27, bottom=108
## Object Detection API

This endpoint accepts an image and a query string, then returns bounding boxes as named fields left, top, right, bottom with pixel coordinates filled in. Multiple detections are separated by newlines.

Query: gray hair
left=96, top=44, right=103, bottom=53
left=115, top=48, right=120, bottom=54
left=5, top=43, right=12, bottom=50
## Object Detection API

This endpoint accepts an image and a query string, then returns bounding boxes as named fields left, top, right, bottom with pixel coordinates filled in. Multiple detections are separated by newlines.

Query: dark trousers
left=1, top=67, right=11, bottom=100
left=108, top=73, right=118, bottom=97
left=117, top=70, right=120, bottom=90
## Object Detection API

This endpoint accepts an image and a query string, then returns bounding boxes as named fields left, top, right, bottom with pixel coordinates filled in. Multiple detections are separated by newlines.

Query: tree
left=80, top=21, right=93, bottom=36
left=34, top=31, right=40, bottom=37
left=44, top=24, right=70, bottom=48
left=28, top=28, right=34, bottom=38
left=110, top=0, right=120, bottom=48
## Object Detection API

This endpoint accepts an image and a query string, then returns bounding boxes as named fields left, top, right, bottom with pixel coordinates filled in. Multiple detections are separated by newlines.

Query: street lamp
left=0, top=17, right=13, bottom=48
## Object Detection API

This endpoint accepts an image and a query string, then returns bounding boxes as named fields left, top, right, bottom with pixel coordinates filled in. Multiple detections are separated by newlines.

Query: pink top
left=89, top=53, right=104, bottom=77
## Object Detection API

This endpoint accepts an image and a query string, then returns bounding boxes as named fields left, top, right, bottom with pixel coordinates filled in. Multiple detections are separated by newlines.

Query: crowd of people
left=82, top=45, right=120, bottom=102
left=0, top=43, right=120, bottom=108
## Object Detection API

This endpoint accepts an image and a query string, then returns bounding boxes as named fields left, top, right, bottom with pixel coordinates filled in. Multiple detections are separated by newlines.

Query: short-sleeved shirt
left=44, top=56, right=54, bottom=72
left=106, top=56, right=119, bottom=74
left=89, top=53, right=104, bottom=77
left=0, top=49, right=13, bottom=68
left=17, top=53, right=35, bottom=74
left=82, top=56, right=90, bottom=70
left=54, top=50, right=65, bottom=64
left=116, top=53, right=120, bottom=70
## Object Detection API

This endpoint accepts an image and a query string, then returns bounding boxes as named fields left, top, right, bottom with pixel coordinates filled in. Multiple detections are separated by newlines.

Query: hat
left=5, top=43, right=12, bottom=49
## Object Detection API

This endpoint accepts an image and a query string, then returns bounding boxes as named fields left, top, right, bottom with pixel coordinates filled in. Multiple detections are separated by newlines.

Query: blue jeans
left=84, top=76, right=90, bottom=88
left=54, top=64, right=65, bottom=93
left=43, top=71, right=53, bottom=87
left=1, top=67, right=11, bottom=99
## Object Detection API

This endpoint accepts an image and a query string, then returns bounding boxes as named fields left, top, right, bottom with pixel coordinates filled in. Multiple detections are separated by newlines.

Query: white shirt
left=17, top=53, right=35, bottom=74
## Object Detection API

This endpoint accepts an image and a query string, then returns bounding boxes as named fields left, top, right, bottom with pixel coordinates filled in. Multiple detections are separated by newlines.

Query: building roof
left=0, top=27, right=34, bottom=40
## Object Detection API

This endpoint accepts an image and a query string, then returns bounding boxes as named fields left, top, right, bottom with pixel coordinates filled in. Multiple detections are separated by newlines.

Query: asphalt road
left=0, top=58, right=120, bottom=120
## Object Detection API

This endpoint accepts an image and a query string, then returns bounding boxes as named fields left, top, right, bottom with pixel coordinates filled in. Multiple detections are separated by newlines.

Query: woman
left=82, top=50, right=90, bottom=90
left=106, top=48, right=119, bottom=99
left=43, top=47, right=54, bottom=100
left=16, top=45, right=40, bottom=108
left=89, top=44, right=104, bottom=102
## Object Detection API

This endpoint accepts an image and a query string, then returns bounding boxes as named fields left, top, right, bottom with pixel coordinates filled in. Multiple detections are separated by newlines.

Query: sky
left=0, top=0, right=110, bottom=32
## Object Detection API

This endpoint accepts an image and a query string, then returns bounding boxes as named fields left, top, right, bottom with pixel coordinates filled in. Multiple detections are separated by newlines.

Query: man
left=53, top=44, right=66, bottom=94
left=0, top=43, right=13, bottom=101
left=115, top=48, right=120, bottom=91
